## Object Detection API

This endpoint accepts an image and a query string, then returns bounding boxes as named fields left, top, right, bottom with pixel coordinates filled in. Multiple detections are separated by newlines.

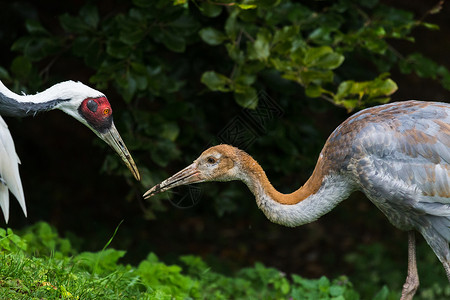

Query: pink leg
left=400, top=231, right=419, bottom=300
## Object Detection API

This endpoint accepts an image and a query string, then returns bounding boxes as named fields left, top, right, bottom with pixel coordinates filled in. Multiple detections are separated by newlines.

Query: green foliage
left=20, top=222, right=75, bottom=258
left=335, top=73, right=397, bottom=110
left=0, top=222, right=369, bottom=299
left=3, top=222, right=449, bottom=299
left=345, top=242, right=450, bottom=300
left=399, top=52, right=450, bottom=90
left=137, top=252, right=200, bottom=298
left=76, top=249, right=126, bottom=274
left=2, top=0, right=449, bottom=220
left=0, top=3, right=448, bottom=299
left=5, top=0, right=443, bottom=107
left=291, top=275, right=359, bottom=300
left=0, top=227, right=27, bottom=252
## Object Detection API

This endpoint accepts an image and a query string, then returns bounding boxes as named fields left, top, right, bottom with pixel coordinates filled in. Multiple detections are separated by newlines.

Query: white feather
left=250, top=174, right=355, bottom=227
left=0, top=116, right=26, bottom=222
left=0, top=80, right=102, bottom=104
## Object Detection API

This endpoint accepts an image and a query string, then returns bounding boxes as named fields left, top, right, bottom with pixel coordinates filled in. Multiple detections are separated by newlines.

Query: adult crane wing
left=0, top=116, right=26, bottom=223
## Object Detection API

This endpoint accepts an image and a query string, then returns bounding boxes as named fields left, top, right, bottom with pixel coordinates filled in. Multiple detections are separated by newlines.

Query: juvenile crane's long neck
left=238, top=152, right=355, bottom=227
left=0, top=81, right=70, bottom=117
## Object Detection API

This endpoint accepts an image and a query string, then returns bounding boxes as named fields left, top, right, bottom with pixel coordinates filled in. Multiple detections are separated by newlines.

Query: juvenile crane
left=144, top=100, right=450, bottom=299
left=0, top=80, right=140, bottom=223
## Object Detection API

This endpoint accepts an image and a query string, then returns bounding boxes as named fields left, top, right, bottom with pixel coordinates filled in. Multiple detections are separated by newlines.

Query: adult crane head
left=0, top=80, right=140, bottom=181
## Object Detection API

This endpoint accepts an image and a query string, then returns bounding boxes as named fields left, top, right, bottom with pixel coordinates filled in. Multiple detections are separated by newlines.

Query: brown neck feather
left=239, top=151, right=326, bottom=205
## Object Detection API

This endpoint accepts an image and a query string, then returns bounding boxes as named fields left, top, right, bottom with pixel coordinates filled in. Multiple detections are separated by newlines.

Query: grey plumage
left=0, top=92, right=70, bottom=117
left=324, top=101, right=450, bottom=265
left=143, top=100, right=450, bottom=298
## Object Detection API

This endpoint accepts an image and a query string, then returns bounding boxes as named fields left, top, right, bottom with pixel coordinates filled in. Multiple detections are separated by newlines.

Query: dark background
left=0, top=0, right=449, bottom=296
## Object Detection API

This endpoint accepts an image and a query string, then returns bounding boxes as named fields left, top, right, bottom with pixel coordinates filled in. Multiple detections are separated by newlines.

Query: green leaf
left=373, top=285, right=389, bottom=300
left=441, top=72, right=450, bottom=90
left=160, top=123, right=180, bottom=141
left=200, top=2, right=223, bottom=18
left=406, top=53, right=440, bottom=78
left=365, top=39, right=388, bottom=54
left=23, top=37, right=60, bottom=61
left=173, top=0, right=188, bottom=6
left=298, top=69, right=334, bottom=85
left=11, top=56, right=32, bottom=79
left=199, top=27, right=227, bottom=46
left=131, top=62, right=147, bottom=75
left=248, top=30, right=271, bottom=61
left=201, top=71, right=231, bottom=92
left=129, top=7, right=146, bottom=22
left=304, top=46, right=332, bottom=65
left=25, top=19, right=49, bottom=35
left=161, top=31, right=186, bottom=52
left=59, top=14, right=90, bottom=33
left=235, top=74, right=256, bottom=86
left=134, top=74, right=148, bottom=91
left=169, top=14, right=199, bottom=35
left=79, top=4, right=99, bottom=28
left=421, top=22, right=439, bottom=30
left=335, top=75, right=397, bottom=110
left=305, top=84, right=323, bottom=98
left=0, top=67, right=9, bottom=80
left=308, top=27, right=334, bottom=44
left=116, top=73, right=137, bottom=103
left=272, top=25, right=300, bottom=45
left=371, top=78, right=398, bottom=96
left=226, top=43, right=245, bottom=64
left=119, top=18, right=147, bottom=45
left=313, top=52, right=345, bottom=69
left=330, top=285, right=345, bottom=296
left=106, top=40, right=131, bottom=59
left=73, top=36, right=101, bottom=64
left=11, top=36, right=31, bottom=53
left=225, top=9, right=240, bottom=39
left=336, top=80, right=355, bottom=98
left=270, top=58, right=292, bottom=72
left=303, top=46, right=344, bottom=69
left=234, top=87, right=258, bottom=108
left=238, top=4, right=257, bottom=10
left=398, top=59, right=412, bottom=74
left=318, top=276, right=330, bottom=293
left=281, top=280, right=290, bottom=294
left=75, top=249, right=126, bottom=274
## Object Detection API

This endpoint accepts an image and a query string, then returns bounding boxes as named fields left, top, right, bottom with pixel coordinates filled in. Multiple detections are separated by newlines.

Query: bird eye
left=206, top=157, right=217, bottom=164
left=103, top=108, right=110, bottom=115
left=86, top=99, right=98, bottom=112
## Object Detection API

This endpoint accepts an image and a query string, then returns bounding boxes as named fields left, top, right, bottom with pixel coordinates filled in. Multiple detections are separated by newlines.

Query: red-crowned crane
left=143, top=100, right=450, bottom=300
left=0, top=80, right=140, bottom=223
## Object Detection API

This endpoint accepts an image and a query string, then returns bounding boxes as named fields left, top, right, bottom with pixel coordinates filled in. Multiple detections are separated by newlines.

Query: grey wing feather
left=0, top=116, right=26, bottom=222
left=326, top=101, right=450, bottom=261
left=354, top=103, right=450, bottom=218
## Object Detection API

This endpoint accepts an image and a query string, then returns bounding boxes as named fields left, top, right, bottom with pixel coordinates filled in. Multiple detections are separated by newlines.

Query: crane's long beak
left=100, top=122, right=140, bottom=181
left=143, top=162, right=203, bottom=199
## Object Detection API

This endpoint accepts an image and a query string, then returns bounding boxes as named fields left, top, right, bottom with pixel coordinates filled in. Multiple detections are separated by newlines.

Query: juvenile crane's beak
left=100, top=122, right=141, bottom=181
left=143, top=162, right=203, bottom=199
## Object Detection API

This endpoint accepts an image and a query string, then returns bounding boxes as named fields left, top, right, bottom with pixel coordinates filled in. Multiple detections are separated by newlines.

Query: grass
left=0, top=222, right=448, bottom=299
